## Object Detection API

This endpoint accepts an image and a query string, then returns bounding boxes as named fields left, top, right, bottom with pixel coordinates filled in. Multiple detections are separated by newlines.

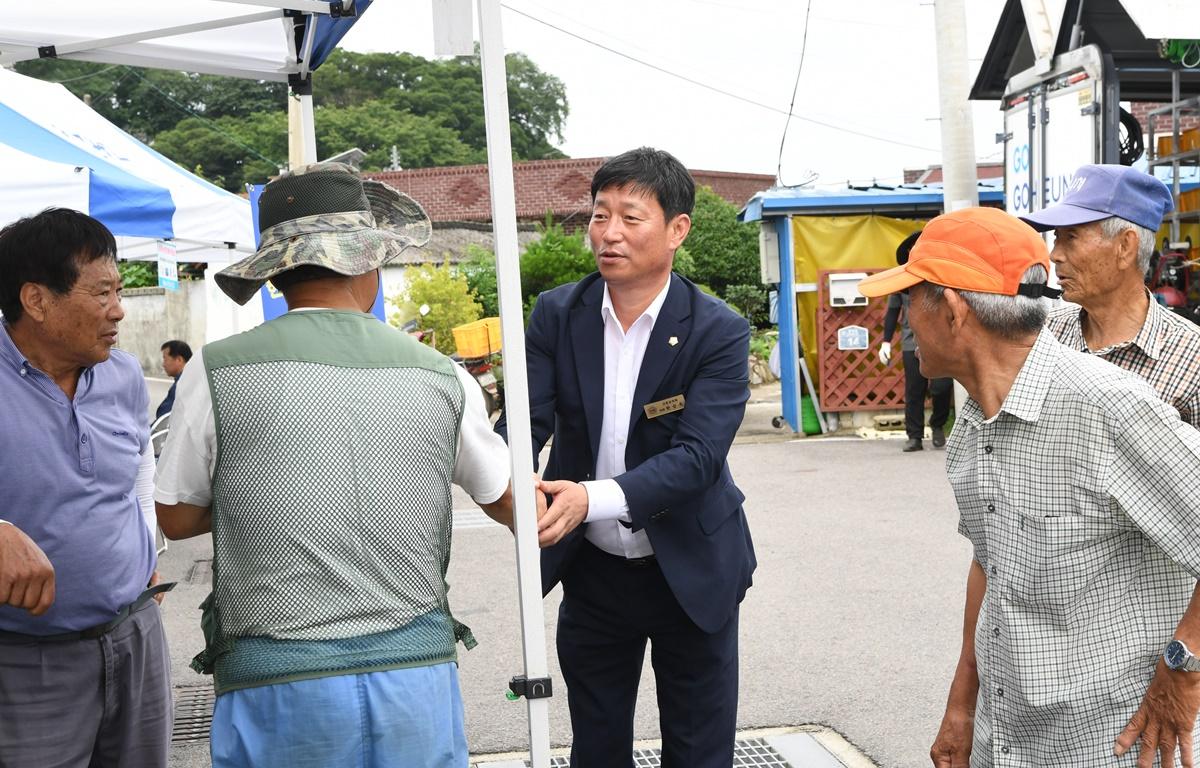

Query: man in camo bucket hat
left=214, top=161, right=433, bottom=305
left=155, top=162, right=523, bottom=766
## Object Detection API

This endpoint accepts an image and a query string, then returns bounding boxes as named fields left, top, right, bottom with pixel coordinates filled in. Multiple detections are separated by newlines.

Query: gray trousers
left=0, top=600, right=172, bottom=768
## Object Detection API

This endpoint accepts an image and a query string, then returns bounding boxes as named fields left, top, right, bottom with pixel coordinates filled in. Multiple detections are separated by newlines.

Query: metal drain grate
left=531, top=738, right=792, bottom=767
left=172, top=685, right=214, bottom=744
left=732, top=739, right=793, bottom=766
left=186, top=558, right=213, bottom=585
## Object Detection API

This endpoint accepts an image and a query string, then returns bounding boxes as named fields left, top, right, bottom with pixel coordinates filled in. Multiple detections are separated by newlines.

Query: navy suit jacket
left=499, top=272, right=756, bottom=634
left=155, top=378, right=178, bottom=420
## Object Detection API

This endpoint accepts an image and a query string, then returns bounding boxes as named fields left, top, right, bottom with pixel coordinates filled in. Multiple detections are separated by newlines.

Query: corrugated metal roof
left=738, top=181, right=1006, bottom=222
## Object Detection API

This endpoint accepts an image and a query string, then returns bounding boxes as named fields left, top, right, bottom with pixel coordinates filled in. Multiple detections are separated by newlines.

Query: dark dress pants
left=557, top=540, right=739, bottom=768
left=903, top=350, right=952, bottom=441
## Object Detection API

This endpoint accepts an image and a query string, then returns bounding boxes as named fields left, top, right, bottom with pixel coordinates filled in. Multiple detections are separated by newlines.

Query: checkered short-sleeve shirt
left=1046, top=296, right=1200, bottom=428
left=948, top=329, right=1200, bottom=767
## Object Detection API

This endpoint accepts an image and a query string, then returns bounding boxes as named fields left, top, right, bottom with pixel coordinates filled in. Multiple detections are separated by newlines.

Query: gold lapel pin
left=668, top=336, right=678, bottom=347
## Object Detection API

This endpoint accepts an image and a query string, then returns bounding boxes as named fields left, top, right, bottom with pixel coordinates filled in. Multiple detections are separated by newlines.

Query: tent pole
left=476, top=0, right=552, bottom=765
left=287, top=75, right=318, bottom=168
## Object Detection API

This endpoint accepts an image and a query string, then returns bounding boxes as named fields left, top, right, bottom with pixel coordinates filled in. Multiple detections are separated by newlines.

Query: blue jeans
left=211, top=662, right=467, bottom=768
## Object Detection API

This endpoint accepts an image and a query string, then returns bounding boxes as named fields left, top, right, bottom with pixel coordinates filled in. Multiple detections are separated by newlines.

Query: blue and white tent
left=0, top=66, right=256, bottom=265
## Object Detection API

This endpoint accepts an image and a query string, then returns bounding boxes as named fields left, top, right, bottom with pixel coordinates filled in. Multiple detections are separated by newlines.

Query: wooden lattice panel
left=816, top=268, right=905, bottom=412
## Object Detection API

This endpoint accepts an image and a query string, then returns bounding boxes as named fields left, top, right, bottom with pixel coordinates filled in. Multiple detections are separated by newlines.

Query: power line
left=49, top=64, right=125, bottom=85
left=40, top=64, right=281, bottom=170
left=776, top=0, right=813, bottom=186
left=62, top=68, right=135, bottom=107
left=500, top=3, right=940, bottom=154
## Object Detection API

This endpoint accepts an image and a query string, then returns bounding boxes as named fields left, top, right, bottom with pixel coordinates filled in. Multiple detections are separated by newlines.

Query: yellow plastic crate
left=452, top=317, right=502, bottom=358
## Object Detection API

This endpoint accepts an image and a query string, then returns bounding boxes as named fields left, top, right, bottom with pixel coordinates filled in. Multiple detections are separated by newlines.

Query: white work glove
left=879, top=341, right=893, bottom=365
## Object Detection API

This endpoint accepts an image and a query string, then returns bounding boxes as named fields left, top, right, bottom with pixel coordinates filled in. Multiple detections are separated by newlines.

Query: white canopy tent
left=1, top=3, right=549, bottom=763
left=1, top=2, right=330, bottom=80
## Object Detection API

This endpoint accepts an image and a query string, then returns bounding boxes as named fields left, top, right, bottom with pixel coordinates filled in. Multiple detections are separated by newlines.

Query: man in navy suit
left=500, top=147, right=756, bottom=767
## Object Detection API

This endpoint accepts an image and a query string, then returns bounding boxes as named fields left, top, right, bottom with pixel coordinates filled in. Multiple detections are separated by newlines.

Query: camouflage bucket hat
left=215, top=161, right=432, bottom=305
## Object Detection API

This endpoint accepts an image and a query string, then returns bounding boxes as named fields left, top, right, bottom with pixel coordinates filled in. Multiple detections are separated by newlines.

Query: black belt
left=584, top=540, right=657, bottom=568
left=0, top=582, right=176, bottom=644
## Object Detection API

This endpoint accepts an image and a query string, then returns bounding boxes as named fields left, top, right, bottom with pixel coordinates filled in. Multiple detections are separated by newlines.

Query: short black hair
left=896, top=230, right=922, bottom=266
left=590, top=147, right=695, bottom=221
left=268, top=265, right=349, bottom=293
left=161, top=340, right=193, bottom=361
left=0, top=208, right=117, bottom=323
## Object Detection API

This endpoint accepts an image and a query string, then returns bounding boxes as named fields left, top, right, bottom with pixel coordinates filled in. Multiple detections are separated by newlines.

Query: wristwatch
left=1164, top=639, right=1200, bottom=672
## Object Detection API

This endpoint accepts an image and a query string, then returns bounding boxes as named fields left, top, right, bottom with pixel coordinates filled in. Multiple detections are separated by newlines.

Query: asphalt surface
left=162, top=383, right=969, bottom=767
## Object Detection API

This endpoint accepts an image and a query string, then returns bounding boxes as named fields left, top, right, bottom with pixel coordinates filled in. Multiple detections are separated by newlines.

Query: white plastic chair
left=149, top=412, right=171, bottom=555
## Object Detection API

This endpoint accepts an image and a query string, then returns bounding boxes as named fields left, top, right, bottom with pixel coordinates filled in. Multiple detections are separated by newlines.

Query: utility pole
left=933, top=0, right=978, bottom=412
left=933, top=0, right=979, bottom=213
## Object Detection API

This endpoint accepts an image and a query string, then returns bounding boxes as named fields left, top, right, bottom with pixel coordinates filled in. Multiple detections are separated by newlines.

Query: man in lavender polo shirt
left=0, top=208, right=172, bottom=767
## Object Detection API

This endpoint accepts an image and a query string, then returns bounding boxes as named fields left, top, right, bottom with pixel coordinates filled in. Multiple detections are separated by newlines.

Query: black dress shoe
left=902, top=438, right=923, bottom=452
left=931, top=427, right=946, bottom=448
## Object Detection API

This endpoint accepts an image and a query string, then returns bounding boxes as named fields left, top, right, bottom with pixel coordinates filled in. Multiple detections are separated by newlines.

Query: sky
left=339, top=0, right=1011, bottom=188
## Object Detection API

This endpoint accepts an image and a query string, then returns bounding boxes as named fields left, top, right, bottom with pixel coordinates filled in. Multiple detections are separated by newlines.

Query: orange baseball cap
left=857, top=207, right=1058, bottom=299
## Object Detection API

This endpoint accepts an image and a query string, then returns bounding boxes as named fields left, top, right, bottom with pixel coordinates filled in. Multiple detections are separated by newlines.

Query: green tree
left=519, top=216, right=593, bottom=311
left=390, top=261, right=483, bottom=356
left=14, top=60, right=286, bottom=142
left=17, top=50, right=570, bottom=191
left=315, top=49, right=567, bottom=161
left=459, top=244, right=500, bottom=317
left=503, top=52, right=569, bottom=160
left=314, top=101, right=477, bottom=171
left=672, top=245, right=697, bottom=281
left=685, top=186, right=761, bottom=297
left=724, top=283, right=769, bottom=328
left=152, top=111, right=285, bottom=191
left=118, top=261, right=157, bottom=289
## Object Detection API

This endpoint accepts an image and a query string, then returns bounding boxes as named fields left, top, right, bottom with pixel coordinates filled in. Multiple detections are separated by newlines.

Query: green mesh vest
left=191, top=310, right=474, bottom=695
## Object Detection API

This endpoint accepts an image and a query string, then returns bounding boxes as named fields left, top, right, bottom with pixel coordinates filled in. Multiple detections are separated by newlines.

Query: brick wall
left=364, top=158, right=774, bottom=224
left=1130, top=102, right=1200, bottom=155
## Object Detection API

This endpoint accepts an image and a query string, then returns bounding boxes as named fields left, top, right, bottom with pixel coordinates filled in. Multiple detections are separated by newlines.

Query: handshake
left=493, top=475, right=589, bottom=549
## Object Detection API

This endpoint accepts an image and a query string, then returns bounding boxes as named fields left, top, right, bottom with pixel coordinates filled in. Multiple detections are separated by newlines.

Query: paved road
left=163, top=423, right=970, bottom=768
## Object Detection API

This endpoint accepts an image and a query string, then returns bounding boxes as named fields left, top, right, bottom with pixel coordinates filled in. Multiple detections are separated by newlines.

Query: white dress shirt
left=580, top=278, right=671, bottom=558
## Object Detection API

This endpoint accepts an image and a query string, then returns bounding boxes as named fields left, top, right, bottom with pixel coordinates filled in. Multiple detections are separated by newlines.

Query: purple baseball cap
left=1020, top=164, right=1174, bottom=232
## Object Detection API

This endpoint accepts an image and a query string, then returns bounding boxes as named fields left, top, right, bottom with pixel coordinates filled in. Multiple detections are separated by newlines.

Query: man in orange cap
left=858, top=206, right=1200, bottom=768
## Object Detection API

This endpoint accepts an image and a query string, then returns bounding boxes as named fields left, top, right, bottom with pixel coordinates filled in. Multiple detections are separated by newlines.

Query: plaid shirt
left=1046, top=297, right=1200, bottom=428
left=948, top=329, right=1200, bottom=767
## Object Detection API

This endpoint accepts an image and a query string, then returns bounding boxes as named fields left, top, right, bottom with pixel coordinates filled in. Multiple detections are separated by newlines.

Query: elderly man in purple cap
left=1021, top=164, right=1200, bottom=428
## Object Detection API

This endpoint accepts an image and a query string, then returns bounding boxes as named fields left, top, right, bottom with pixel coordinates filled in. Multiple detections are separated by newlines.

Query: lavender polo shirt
left=0, top=321, right=155, bottom=634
